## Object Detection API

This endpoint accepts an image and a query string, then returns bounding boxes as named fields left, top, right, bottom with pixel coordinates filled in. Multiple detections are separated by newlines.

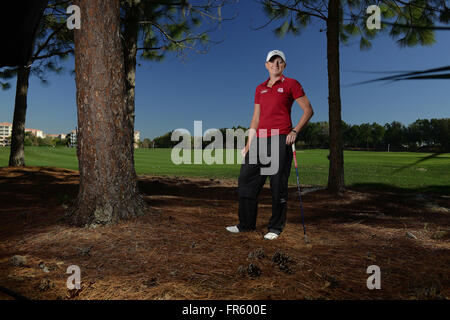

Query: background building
left=25, top=128, right=44, bottom=138
left=134, top=130, right=140, bottom=149
left=47, top=133, right=67, bottom=140
left=0, top=122, right=12, bottom=146
left=1, top=123, right=141, bottom=149
left=66, top=129, right=77, bottom=147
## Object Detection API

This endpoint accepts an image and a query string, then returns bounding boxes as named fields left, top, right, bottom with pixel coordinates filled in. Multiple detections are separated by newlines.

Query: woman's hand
left=241, top=145, right=249, bottom=157
left=286, top=131, right=297, bottom=145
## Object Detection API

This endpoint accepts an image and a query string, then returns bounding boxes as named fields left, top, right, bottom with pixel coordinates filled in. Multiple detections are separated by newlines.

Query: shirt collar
left=263, top=75, right=286, bottom=87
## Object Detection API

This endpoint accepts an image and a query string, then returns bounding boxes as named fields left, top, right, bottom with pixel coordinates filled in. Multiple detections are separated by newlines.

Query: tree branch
left=268, top=0, right=327, bottom=21
left=33, top=49, right=74, bottom=61
left=32, top=22, right=66, bottom=60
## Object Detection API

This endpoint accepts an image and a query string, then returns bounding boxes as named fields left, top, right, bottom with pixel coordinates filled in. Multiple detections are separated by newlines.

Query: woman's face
left=265, top=56, right=286, bottom=77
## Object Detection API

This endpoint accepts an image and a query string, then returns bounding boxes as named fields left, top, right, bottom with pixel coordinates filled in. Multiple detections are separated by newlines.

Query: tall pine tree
left=258, top=0, right=449, bottom=192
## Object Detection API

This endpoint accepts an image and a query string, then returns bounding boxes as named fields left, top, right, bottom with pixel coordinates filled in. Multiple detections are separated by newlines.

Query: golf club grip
left=292, top=144, right=298, bottom=169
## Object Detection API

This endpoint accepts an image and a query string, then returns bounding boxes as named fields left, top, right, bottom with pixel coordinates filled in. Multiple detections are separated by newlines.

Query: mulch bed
left=0, top=166, right=449, bottom=300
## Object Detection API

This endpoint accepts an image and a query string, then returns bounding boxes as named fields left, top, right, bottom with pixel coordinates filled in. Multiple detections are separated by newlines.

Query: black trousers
left=237, top=135, right=293, bottom=235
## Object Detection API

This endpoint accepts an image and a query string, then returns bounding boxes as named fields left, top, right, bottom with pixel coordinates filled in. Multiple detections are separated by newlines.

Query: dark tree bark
left=9, top=65, right=31, bottom=167
left=69, top=0, right=146, bottom=227
left=122, top=1, right=140, bottom=148
left=326, top=0, right=345, bottom=193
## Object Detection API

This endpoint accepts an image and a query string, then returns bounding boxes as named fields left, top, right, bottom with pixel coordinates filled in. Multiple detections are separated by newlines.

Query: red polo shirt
left=254, top=75, right=305, bottom=137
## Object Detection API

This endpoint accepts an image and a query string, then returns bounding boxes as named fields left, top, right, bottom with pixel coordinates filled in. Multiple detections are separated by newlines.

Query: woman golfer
left=226, top=50, right=314, bottom=240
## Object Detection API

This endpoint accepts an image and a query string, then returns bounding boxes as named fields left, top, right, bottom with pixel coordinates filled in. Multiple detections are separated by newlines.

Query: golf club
left=292, top=143, right=309, bottom=243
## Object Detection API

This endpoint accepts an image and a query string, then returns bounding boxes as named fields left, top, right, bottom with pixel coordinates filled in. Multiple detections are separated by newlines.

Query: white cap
left=266, top=50, right=286, bottom=63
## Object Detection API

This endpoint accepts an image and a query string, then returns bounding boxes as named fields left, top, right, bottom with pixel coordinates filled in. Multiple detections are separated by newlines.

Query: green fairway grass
left=1, top=147, right=449, bottom=192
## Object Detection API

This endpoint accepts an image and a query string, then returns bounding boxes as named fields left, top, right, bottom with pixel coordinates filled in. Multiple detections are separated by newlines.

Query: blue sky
left=1, top=1, right=449, bottom=140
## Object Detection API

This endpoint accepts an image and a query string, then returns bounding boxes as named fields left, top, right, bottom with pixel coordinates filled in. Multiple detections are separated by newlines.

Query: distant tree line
left=22, top=132, right=68, bottom=147
left=150, top=126, right=250, bottom=149
left=338, top=119, right=449, bottom=152
left=148, top=119, right=450, bottom=152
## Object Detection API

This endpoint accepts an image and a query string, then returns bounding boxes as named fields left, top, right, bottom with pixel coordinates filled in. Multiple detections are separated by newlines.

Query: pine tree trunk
left=9, top=65, right=31, bottom=167
left=123, top=1, right=140, bottom=149
left=326, top=0, right=345, bottom=193
left=69, top=0, right=146, bottom=227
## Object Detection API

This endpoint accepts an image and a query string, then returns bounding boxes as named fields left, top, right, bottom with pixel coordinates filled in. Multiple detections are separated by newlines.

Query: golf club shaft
left=292, top=144, right=307, bottom=237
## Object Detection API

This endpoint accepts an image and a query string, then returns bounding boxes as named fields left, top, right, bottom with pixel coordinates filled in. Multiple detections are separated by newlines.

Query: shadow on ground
left=0, top=166, right=449, bottom=300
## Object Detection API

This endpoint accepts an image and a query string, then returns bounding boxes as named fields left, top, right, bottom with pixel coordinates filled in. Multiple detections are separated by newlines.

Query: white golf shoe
left=264, top=232, right=279, bottom=240
left=226, top=226, right=240, bottom=233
